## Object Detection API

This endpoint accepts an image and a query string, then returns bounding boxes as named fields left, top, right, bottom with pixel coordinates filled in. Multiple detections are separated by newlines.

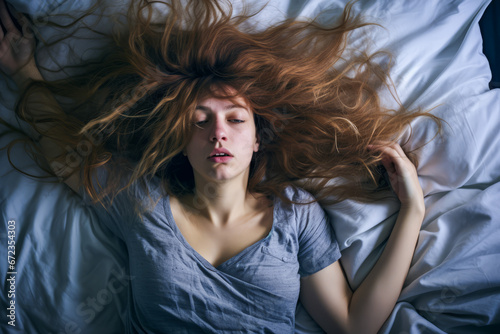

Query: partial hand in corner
left=0, top=0, right=42, bottom=87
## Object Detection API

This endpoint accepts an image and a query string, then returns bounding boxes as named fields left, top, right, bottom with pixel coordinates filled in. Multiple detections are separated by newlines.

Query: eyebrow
left=195, top=104, right=249, bottom=112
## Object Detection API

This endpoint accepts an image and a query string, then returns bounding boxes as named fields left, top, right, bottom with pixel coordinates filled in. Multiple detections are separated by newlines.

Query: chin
left=209, top=170, right=247, bottom=183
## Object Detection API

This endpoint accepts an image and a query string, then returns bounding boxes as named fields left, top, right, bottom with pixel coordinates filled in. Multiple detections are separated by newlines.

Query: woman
left=0, top=0, right=435, bottom=332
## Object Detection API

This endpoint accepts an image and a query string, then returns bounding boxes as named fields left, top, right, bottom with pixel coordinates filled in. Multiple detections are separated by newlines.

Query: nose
left=210, top=118, right=227, bottom=142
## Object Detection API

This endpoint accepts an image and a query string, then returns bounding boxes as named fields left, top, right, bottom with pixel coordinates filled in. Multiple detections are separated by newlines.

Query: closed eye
left=195, top=120, right=208, bottom=125
left=194, top=120, right=244, bottom=127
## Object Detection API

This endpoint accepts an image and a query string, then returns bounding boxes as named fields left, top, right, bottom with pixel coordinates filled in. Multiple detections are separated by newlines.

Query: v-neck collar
left=163, top=194, right=278, bottom=271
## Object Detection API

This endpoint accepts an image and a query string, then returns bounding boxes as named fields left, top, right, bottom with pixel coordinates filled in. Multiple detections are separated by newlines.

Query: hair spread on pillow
left=5, top=0, right=441, bottom=215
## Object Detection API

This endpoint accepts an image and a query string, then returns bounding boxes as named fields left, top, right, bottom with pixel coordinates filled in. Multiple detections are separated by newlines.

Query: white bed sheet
left=1, top=0, right=499, bottom=333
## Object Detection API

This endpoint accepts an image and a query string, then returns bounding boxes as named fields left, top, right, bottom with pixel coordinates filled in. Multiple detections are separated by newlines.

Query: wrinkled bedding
left=1, top=0, right=499, bottom=333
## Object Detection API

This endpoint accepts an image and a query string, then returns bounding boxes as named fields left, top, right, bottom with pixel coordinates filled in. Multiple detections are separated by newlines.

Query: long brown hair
left=2, top=0, right=441, bottom=215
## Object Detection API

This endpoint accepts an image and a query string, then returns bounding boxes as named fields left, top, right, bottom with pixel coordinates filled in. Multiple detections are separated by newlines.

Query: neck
left=188, top=172, right=258, bottom=227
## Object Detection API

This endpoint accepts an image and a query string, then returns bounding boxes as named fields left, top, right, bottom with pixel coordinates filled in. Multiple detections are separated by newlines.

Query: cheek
left=185, top=136, right=201, bottom=158
left=236, top=127, right=255, bottom=145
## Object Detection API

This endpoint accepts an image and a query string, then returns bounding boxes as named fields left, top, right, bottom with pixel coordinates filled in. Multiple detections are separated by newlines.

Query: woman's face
left=184, top=93, right=260, bottom=186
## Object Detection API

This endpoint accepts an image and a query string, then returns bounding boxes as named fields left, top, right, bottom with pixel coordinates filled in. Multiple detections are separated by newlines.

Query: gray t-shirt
left=83, top=169, right=341, bottom=333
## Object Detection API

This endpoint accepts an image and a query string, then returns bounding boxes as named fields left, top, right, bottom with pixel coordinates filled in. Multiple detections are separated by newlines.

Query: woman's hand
left=0, top=0, right=41, bottom=86
left=368, top=141, right=424, bottom=213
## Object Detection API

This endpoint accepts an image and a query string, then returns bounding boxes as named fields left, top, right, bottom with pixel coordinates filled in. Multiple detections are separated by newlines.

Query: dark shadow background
left=479, top=0, right=500, bottom=89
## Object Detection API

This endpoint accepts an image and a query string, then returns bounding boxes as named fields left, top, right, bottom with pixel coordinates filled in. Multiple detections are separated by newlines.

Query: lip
left=207, top=148, right=233, bottom=159
left=208, top=156, right=233, bottom=163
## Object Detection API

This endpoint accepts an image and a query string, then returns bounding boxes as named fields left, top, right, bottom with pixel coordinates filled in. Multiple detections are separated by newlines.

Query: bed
left=1, top=0, right=499, bottom=333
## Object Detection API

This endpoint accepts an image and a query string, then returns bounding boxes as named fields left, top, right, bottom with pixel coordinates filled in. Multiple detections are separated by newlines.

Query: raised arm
left=0, top=0, right=81, bottom=193
left=299, top=142, right=425, bottom=334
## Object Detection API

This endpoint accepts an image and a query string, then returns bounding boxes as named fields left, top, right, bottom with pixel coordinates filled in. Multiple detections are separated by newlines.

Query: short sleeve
left=295, top=190, right=341, bottom=277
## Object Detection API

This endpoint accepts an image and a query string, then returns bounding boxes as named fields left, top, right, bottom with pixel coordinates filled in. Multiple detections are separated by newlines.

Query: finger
left=368, top=142, right=399, bottom=159
left=381, top=156, right=397, bottom=175
left=389, top=142, right=408, bottom=159
left=369, top=141, right=410, bottom=163
left=16, top=13, right=34, bottom=39
left=367, top=145, right=396, bottom=175
left=0, top=0, right=16, bottom=33
left=379, top=146, right=400, bottom=167
left=377, top=146, right=414, bottom=177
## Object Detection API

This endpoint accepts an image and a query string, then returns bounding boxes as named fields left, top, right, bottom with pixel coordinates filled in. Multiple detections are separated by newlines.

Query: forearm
left=346, top=205, right=424, bottom=333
